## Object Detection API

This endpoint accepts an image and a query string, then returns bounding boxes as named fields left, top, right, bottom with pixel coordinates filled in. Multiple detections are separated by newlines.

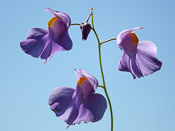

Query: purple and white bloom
left=49, top=69, right=107, bottom=127
left=20, top=8, right=72, bottom=63
left=117, top=27, right=162, bottom=79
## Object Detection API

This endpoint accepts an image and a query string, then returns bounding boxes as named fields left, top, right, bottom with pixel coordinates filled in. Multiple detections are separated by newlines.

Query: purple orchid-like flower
left=49, top=69, right=107, bottom=127
left=20, top=8, right=72, bottom=63
left=117, top=27, right=162, bottom=79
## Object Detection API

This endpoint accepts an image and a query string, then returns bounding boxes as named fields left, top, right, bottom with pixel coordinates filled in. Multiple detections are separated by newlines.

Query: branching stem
left=91, top=8, right=114, bottom=131
left=70, top=9, right=114, bottom=131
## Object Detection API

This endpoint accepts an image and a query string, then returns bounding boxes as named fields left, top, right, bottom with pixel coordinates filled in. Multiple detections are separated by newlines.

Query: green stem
left=98, top=38, right=114, bottom=131
left=98, top=85, right=104, bottom=88
left=91, top=9, right=94, bottom=29
left=70, top=12, right=114, bottom=131
left=91, top=9, right=114, bottom=131
left=71, top=23, right=80, bottom=26
left=100, top=38, right=116, bottom=45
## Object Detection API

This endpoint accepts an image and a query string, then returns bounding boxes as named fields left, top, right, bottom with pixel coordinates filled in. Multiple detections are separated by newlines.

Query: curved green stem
left=101, top=38, right=116, bottom=45
left=70, top=12, right=114, bottom=131
left=98, top=36, right=114, bottom=131
left=91, top=9, right=114, bottom=131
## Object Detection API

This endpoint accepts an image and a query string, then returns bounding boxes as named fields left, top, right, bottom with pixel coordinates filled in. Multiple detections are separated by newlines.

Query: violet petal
left=136, top=41, right=162, bottom=76
left=118, top=51, right=142, bottom=79
left=73, top=93, right=107, bottom=124
left=20, top=28, right=48, bottom=58
left=117, top=26, right=143, bottom=47
left=49, top=86, right=75, bottom=117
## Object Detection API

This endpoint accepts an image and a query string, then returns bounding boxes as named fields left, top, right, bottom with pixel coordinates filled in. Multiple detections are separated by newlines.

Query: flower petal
left=136, top=41, right=162, bottom=76
left=73, top=93, right=107, bottom=124
left=76, top=80, right=94, bottom=97
left=39, top=39, right=65, bottom=61
left=48, top=18, right=73, bottom=51
left=45, top=8, right=71, bottom=28
left=73, top=103, right=94, bottom=124
left=130, top=54, right=144, bottom=78
left=49, top=86, right=75, bottom=118
left=20, top=28, right=67, bottom=62
left=20, top=28, right=48, bottom=58
left=59, top=104, right=79, bottom=125
left=74, top=69, right=98, bottom=91
left=27, top=28, right=48, bottom=39
left=53, top=30, right=73, bottom=51
left=48, top=18, right=67, bottom=38
left=118, top=51, right=130, bottom=72
left=118, top=51, right=143, bottom=79
left=117, top=26, right=143, bottom=47
left=88, top=94, right=107, bottom=122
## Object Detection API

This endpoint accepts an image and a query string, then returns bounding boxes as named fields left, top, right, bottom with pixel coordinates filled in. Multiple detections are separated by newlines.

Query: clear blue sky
left=0, top=0, right=175, bottom=131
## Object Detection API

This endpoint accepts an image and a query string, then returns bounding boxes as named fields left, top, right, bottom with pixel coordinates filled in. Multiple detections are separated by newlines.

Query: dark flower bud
left=80, top=22, right=91, bottom=40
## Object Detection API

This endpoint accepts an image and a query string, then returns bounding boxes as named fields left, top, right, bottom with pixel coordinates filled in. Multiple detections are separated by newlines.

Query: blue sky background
left=0, top=0, right=175, bottom=131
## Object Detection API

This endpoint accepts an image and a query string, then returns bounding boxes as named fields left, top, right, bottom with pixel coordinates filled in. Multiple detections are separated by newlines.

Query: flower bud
left=80, top=22, right=91, bottom=40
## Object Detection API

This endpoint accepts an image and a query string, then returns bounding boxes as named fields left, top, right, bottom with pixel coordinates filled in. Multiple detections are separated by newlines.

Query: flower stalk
left=71, top=23, right=80, bottom=26
left=98, top=85, right=104, bottom=88
left=71, top=8, right=114, bottom=131
left=100, top=38, right=116, bottom=45
left=91, top=8, right=114, bottom=131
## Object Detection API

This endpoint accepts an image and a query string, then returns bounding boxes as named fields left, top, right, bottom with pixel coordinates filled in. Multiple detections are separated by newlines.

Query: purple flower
left=49, top=69, right=107, bottom=127
left=117, top=27, right=162, bottom=79
left=20, top=8, right=72, bottom=63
